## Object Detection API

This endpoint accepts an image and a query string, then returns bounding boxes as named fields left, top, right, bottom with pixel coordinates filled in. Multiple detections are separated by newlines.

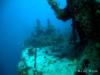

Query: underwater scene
left=0, top=0, right=100, bottom=75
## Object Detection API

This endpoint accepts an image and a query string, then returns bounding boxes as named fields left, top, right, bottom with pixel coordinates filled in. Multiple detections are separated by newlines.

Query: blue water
left=0, top=0, right=72, bottom=75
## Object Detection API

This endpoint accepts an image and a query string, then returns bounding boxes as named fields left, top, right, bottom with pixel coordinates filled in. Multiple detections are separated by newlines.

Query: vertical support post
left=34, top=48, right=37, bottom=75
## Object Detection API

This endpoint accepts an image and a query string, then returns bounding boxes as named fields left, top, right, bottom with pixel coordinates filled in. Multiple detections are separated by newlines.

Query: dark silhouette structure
left=47, top=0, right=100, bottom=75
left=47, top=0, right=100, bottom=43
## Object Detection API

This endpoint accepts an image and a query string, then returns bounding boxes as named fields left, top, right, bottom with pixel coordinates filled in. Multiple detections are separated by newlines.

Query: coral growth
left=47, top=0, right=100, bottom=75
left=18, top=47, right=77, bottom=75
left=18, top=0, right=100, bottom=75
